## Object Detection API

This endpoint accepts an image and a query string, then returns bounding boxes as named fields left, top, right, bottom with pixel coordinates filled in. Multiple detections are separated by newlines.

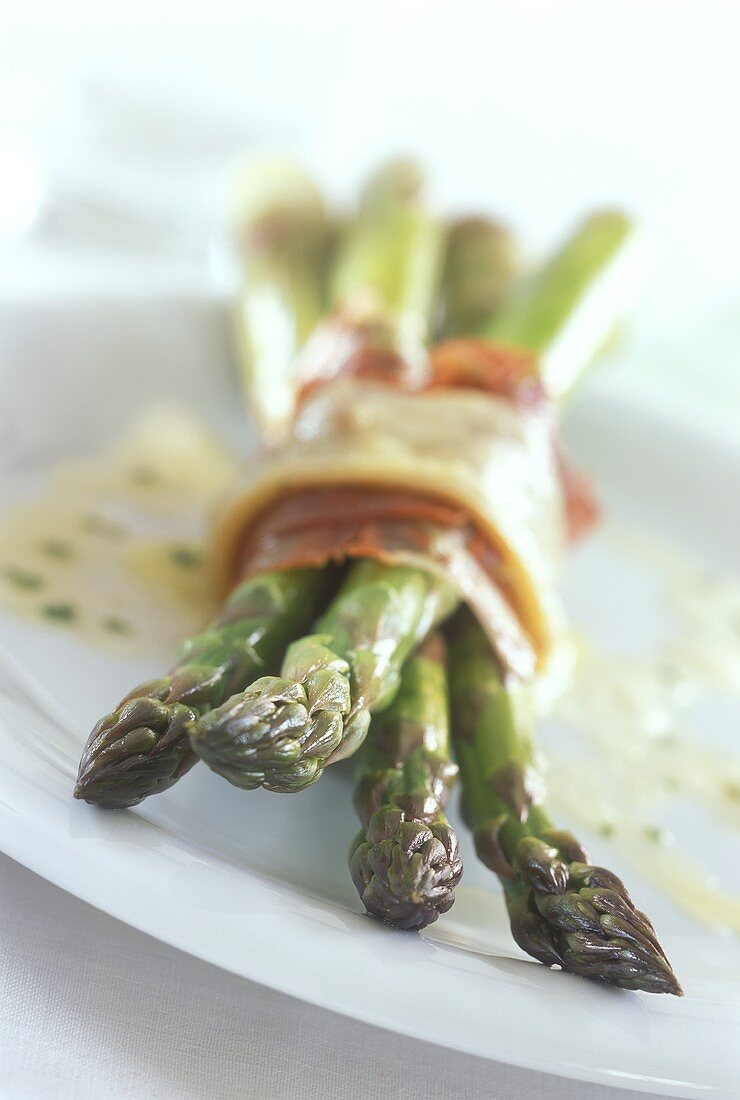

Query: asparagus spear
left=74, top=568, right=332, bottom=808
left=189, top=167, right=454, bottom=791
left=437, top=216, right=518, bottom=338
left=486, top=211, right=638, bottom=399
left=350, top=633, right=462, bottom=929
left=342, top=197, right=517, bottom=930
left=232, top=159, right=333, bottom=441
left=191, top=561, right=458, bottom=793
left=447, top=609, right=681, bottom=994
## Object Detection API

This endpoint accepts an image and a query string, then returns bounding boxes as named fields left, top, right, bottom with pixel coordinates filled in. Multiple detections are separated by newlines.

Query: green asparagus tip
left=449, top=610, right=681, bottom=994
left=230, top=156, right=326, bottom=247
left=74, top=569, right=331, bottom=808
left=74, top=692, right=197, bottom=808
left=191, top=562, right=458, bottom=795
left=351, top=808, right=461, bottom=930
left=491, top=833, right=684, bottom=995
left=350, top=633, right=462, bottom=930
left=189, top=636, right=370, bottom=793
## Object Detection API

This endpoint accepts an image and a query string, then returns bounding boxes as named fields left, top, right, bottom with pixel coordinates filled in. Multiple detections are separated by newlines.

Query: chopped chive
left=102, top=616, right=130, bottom=635
left=644, top=825, right=665, bottom=845
left=40, top=538, right=75, bottom=560
left=3, top=566, right=44, bottom=591
left=170, top=545, right=202, bottom=569
left=129, top=464, right=159, bottom=487
left=724, top=782, right=740, bottom=803
left=598, top=822, right=615, bottom=839
left=41, top=602, right=77, bottom=622
left=79, top=514, right=126, bottom=540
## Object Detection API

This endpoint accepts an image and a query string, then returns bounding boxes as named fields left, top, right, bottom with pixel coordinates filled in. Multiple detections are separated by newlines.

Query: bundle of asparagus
left=74, top=161, right=680, bottom=994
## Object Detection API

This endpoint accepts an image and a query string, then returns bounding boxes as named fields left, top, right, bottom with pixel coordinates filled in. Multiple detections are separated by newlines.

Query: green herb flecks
left=40, top=538, right=76, bottom=560
left=42, top=602, right=77, bottom=623
left=129, top=464, right=159, bottom=487
left=169, top=546, right=203, bottom=569
left=3, top=566, right=44, bottom=591
left=102, top=616, right=130, bottom=635
left=79, top=514, right=126, bottom=540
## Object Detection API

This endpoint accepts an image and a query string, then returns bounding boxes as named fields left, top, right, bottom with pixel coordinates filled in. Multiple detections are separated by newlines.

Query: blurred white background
left=1, top=0, right=739, bottom=421
left=0, top=1, right=738, bottom=434
left=0, top=2, right=737, bottom=302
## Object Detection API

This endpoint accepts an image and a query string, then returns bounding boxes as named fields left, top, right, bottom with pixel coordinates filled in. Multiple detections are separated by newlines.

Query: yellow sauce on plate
left=549, top=528, right=740, bottom=932
left=0, top=408, right=236, bottom=655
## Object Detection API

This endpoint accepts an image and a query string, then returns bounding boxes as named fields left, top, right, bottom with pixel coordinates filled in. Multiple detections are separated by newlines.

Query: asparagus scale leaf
left=74, top=568, right=331, bottom=808
left=447, top=609, right=681, bottom=995
left=437, top=216, right=518, bottom=338
left=191, top=560, right=459, bottom=793
left=350, top=632, right=462, bottom=929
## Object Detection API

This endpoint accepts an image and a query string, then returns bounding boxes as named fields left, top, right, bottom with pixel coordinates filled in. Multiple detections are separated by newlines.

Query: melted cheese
left=0, top=409, right=234, bottom=654
left=547, top=527, right=740, bottom=932
left=213, top=379, right=567, bottom=679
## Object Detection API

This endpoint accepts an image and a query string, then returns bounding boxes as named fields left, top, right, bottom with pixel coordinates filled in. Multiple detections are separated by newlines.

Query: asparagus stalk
left=447, top=609, right=681, bottom=994
left=342, top=198, right=519, bottom=930
left=437, top=216, right=518, bottom=338
left=437, top=211, right=678, bottom=989
left=188, top=165, right=453, bottom=792
left=232, top=159, right=333, bottom=441
left=188, top=166, right=453, bottom=793
left=191, top=561, right=458, bottom=793
left=485, top=211, right=638, bottom=399
left=350, top=633, right=462, bottom=929
left=330, top=158, right=444, bottom=326
left=74, top=568, right=332, bottom=808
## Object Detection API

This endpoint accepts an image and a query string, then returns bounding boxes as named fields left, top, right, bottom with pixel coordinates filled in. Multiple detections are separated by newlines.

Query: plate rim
left=0, top=756, right=725, bottom=1100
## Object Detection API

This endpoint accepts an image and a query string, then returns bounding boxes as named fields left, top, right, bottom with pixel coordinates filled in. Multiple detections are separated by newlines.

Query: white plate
left=0, top=299, right=738, bottom=1099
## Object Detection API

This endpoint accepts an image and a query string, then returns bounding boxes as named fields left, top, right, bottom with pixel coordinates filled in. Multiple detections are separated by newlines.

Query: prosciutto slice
left=211, top=327, right=592, bottom=682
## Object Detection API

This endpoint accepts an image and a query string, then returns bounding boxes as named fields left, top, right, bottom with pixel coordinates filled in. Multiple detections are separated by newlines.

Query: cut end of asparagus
left=74, top=693, right=198, bottom=808
left=190, top=635, right=369, bottom=793
left=359, top=158, right=425, bottom=212
left=230, top=156, right=327, bottom=249
left=494, top=834, right=683, bottom=995
left=330, top=158, right=443, bottom=324
left=351, top=803, right=462, bottom=930
left=438, top=216, right=519, bottom=338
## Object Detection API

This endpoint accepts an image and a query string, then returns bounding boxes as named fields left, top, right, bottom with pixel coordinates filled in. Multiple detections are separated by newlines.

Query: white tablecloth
left=1, top=852, right=658, bottom=1099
